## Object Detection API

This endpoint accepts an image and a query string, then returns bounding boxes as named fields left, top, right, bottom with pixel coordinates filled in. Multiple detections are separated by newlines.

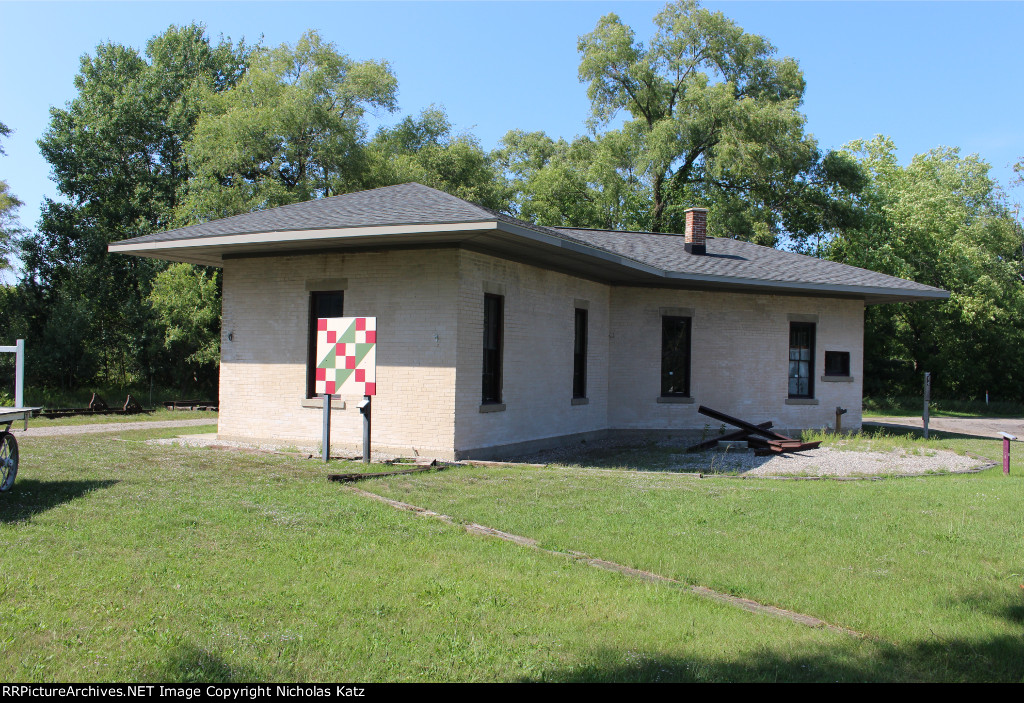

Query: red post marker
left=999, top=432, right=1016, bottom=475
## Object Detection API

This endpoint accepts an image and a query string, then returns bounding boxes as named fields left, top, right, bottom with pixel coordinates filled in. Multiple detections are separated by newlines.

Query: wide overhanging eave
left=108, top=220, right=949, bottom=304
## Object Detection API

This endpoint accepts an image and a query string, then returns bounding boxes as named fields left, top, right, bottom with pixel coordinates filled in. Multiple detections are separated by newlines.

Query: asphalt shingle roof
left=124, top=182, right=569, bottom=245
left=113, top=182, right=945, bottom=298
left=554, top=227, right=939, bottom=294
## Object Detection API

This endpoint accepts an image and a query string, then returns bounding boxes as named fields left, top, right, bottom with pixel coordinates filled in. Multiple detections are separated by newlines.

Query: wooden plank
left=686, top=422, right=773, bottom=452
left=697, top=406, right=794, bottom=441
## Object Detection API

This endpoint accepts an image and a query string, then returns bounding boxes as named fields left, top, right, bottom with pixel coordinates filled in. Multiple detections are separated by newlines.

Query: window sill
left=821, top=375, right=854, bottom=383
left=301, top=397, right=346, bottom=410
left=657, top=396, right=695, bottom=404
left=785, top=398, right=820, bottom=406
left=571, top=397, right=589, bottom=406
left=479, top=403, right=506, bottom=413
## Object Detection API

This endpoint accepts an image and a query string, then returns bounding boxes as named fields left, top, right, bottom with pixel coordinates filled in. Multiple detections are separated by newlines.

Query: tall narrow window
left=307, top=291, right=345, bottom=398
left=482, top=294, right=503, bottom=404
left=789, top=322, right=815, bottom=398
left=573, top=308, right=588, bottom=399
left=660, top=316, right=691, bottom=397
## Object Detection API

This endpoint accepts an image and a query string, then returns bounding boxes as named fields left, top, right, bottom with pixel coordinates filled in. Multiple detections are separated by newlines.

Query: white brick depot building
left=111, top=183, right=947, bottom=459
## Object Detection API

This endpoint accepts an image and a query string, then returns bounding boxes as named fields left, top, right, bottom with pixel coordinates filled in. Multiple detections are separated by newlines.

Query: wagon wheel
left=0, top=432, right=18, bottom=492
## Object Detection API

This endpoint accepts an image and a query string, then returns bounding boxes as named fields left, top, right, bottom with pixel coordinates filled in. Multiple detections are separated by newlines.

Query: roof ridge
left=554, top=225, right=720, bottom=239
left=181, top=181, right=494, bottom=228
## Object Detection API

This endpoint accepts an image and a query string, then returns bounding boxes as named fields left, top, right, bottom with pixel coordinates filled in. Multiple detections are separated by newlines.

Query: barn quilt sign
left=314, top=317, right=376, bottom=396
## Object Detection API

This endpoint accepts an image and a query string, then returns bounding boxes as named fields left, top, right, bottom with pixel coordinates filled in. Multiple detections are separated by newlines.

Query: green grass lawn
left=863, top=396, right=1024, bottom=418
left=2, top=425, right=1022, bottom=682
left=369, top=430, right=1024, bottom=682
left=22, top=409, right=219, bottom=428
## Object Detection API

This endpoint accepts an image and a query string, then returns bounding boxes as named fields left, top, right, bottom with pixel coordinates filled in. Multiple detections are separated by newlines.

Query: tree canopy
left=179, top=30, right=398, bottom=222
left=500, top=0, right=865, bottom=244
left=7, top=8, right=1023, bottom=404
left=19, top=24, right=251, bottom=391
left=367, top=107, right=511, bottom=211
left=828, top=136, right=1024, bottom=399
left=12, top=25, right=508, bottom=396
left=0, top=121, right=22, bottom=271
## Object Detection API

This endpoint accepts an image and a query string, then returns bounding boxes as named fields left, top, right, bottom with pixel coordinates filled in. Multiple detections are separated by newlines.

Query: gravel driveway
left=10, top=419, right=216, bottom=437
left=864, top=415, right=1024, bottom=439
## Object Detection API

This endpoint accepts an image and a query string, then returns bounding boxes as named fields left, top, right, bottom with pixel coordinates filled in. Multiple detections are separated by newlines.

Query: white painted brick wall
left=218, top=247, right=864, bottom=458
left=453, top=250, right=611, bottom=453
left=219, top=249, right=459, bottom=458
left=607, top=288, right=864, bottom=433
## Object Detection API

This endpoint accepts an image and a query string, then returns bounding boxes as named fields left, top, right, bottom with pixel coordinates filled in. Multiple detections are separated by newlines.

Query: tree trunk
left=651, top=172, right=666, bottom=233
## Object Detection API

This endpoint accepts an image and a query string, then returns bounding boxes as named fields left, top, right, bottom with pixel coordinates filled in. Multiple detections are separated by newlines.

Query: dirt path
left=865, top=415, right=1024, bottom=439
left=10, top=419, right=216, bottom=437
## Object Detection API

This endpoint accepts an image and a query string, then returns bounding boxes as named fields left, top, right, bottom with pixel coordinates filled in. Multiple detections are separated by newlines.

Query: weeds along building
left=110, top=183, right=947, bottom=459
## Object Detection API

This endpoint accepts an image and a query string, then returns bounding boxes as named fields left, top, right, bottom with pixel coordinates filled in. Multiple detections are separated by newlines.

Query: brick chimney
left=684, top=207, right=708, bottom=255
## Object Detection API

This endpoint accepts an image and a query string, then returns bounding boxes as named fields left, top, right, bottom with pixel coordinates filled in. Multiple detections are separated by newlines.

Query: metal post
left=923, top=372, right=931, bottom=439
left=1000, top=432, right=1015, bottom=475
left=361, top=395, right=371, bottom=463
left=835, top=406, right=847, bottom=434
left=15, top=339, right=24, bottom=409
left=16, top=339, right=25, bottom=430
left=321, top=393, right=332, bottom=463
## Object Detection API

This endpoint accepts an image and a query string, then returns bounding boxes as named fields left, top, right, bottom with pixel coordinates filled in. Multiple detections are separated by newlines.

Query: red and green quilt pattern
left=314, top=317, right=376, bottom=396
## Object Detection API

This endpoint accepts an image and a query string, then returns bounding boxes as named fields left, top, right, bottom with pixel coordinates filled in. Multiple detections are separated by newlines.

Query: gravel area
left=666, top=446, right=987, bottom=477
left=150, top=432, right=991, bottom=477
left=11, top=419, right=218, bottom=437
left=149, top=433, right=405, bottom=462
left=515, top=436, right=990, bottom=477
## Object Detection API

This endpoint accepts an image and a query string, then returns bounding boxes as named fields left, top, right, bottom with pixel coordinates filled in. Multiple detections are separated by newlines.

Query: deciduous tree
left=22, top=25, right=250, bottom=390
left=0, top=121, right=21, bottom=270
left=829, top=136, right=1024, bottom=399
left=504, top=0, right=864, bottom=244
left=368, top=107, right=512, bottom=211
left=178, top=30, right=398, bottom=222
left=147, top=263, right=221, bottom=392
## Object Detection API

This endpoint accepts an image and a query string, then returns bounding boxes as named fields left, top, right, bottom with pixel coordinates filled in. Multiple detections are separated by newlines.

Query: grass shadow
left=527, top=632, right=1024, bottom=682
left=145, top=643, right=260, bottom=683
left=858, top=423, right=992, bottom=443
left=954, top=589, right=1024, bottom=627
left=0, top=478, right=119, bottom=523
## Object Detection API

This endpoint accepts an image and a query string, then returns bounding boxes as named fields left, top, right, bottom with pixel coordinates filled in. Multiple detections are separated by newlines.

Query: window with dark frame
left=824, top=351, right=851, bottom=377
left=660, top=316, right=692, bottom=397
left=573, top=308, right=588, bottom=399
left=306, top=290, right=345, bottom=398
left=482, top=294, right=504, bottom=404
left=788, top=322, right=815, bottom=398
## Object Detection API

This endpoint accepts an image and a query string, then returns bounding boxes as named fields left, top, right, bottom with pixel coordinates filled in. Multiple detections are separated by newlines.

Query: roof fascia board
left=662, top=270, right=949, bottom=301
left=107, top=216, right=947, bottom=304
left=107, top=220, right=500, bottom=254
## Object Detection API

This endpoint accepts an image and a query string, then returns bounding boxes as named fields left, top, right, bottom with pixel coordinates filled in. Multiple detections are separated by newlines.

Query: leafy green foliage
left=179, top=30, right=398, bottom=221
left=20, top=25, right=251, bottom=393
left=147, top=263, right=221, bottom=391
left=494, top=129, right=647, bottom=230
left=829, top=136, right=1024, bottom=399
left=0, top=121, right=22, bottom=270
left=368, top=107, right=512, bottom=211
left=502, top=1, right=865, bottom=243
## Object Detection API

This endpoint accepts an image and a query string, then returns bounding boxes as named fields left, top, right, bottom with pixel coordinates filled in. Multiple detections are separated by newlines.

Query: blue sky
left=2, top=0, right=1023, bottom=232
